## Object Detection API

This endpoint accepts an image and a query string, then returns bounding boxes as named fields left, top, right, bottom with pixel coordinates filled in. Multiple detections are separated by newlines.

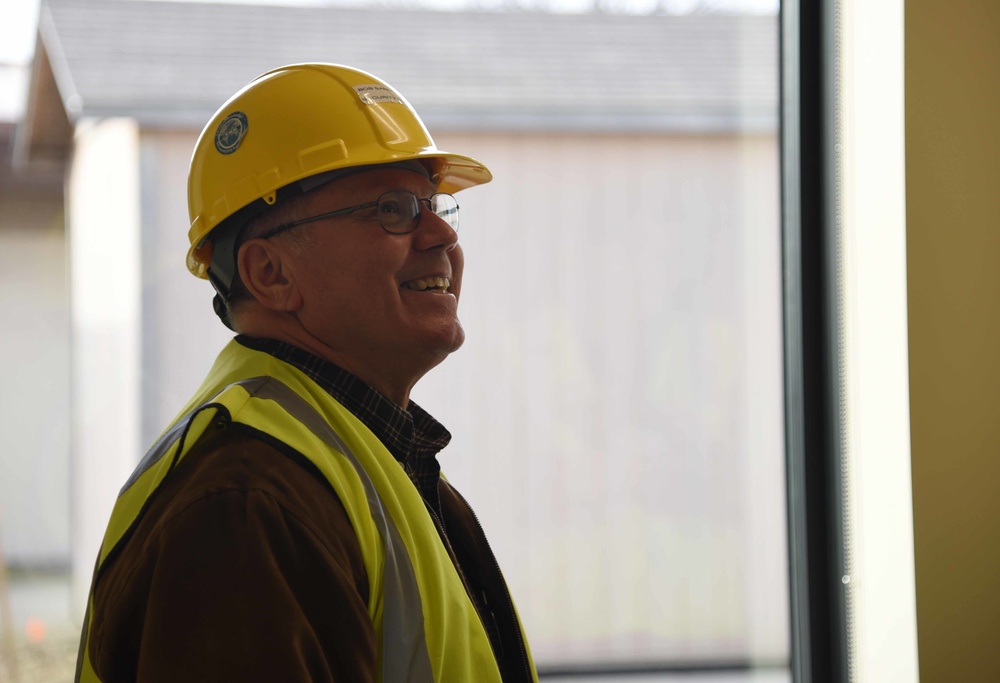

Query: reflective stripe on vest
left=235, top=377, right=436, bottom=682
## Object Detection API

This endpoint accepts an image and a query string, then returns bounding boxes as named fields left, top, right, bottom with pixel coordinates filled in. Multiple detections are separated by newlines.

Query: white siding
left=421, top=131, right=788, bottom=664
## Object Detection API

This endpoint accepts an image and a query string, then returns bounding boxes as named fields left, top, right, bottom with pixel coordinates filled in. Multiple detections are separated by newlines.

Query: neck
left=236, top=317, right=432, bottom=408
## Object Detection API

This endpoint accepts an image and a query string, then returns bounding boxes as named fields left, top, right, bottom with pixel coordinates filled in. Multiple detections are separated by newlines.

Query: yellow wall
left=906, top=1, right=1000, bottom=680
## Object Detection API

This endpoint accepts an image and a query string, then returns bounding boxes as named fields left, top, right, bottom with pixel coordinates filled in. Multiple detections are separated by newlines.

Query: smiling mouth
left=402, top=276, right=451, bottom=292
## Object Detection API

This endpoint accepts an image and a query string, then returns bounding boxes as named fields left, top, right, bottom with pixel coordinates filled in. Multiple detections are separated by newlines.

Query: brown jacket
left=88, top=422, right=532, bottom=682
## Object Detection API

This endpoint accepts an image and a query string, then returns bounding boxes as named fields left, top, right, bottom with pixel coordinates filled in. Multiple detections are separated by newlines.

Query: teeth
left=404, top=277, right=450, bottom=292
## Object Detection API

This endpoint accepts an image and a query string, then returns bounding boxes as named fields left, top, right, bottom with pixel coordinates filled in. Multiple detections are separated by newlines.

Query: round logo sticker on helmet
left=214, top=111, right=249, bottom=155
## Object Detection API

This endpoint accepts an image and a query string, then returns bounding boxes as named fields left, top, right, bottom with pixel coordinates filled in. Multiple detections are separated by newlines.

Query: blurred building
left=2, top=0, right=783, bottom=670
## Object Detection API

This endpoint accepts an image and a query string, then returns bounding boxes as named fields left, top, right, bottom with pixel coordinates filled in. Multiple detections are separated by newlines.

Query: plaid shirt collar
left=235, top=335, right=450, bottom=508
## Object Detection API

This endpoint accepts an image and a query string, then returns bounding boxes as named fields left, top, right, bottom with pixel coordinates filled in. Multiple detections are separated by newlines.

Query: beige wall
left=0, top=192, right=70, bottom=566
left=906, top=1, right=1000, bottom=680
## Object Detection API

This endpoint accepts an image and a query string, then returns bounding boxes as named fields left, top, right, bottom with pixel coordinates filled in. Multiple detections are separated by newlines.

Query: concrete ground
left=0, top=571, right=79, bottom=683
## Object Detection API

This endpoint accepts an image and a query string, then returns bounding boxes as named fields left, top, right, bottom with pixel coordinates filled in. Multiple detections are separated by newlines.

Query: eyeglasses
left=258, top=190, right=459, bottom=240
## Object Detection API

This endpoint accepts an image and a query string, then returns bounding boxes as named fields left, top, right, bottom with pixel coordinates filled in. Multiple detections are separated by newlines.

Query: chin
left=447, top=322, right=466, bottom=352
left=421, top=322, right=466, bottom=364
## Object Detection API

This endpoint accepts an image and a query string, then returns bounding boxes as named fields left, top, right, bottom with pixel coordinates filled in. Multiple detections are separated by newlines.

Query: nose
left=413, top=205, right=460, bottom=251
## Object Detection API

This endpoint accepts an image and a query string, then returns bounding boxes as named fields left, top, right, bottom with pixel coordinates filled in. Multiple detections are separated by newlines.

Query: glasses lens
left=431, top=193, right=460, bottom=231
left=377, top=191, right=420, bottom=234
left=375, top=191, right=460, bottom=234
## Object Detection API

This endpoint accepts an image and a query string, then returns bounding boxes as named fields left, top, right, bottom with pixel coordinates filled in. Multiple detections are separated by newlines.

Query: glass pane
left=417, top=5, right=788, bottom=678
left=423, top=129, right=788, bottom=671
left=0, top=0, right=786, bottom=679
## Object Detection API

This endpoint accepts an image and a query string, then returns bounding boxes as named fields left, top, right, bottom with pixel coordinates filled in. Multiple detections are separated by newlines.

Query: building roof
left=18, top=0, right=777, bottom=163
left=41, top=0, right=776, bottom=125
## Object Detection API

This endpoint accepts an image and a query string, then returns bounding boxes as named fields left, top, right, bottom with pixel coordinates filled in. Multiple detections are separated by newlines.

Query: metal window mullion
left=780, top=0, right=851, bottom=681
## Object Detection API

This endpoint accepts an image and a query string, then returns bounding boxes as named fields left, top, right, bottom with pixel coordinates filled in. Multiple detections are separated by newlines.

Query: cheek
left=295, top=255, right=367, bottom=316
left=297, top=232, right=409, bottom=310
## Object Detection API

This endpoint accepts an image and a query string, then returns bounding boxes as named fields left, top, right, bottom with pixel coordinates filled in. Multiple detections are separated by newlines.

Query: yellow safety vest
left=76, top=339, right=537, bottom=682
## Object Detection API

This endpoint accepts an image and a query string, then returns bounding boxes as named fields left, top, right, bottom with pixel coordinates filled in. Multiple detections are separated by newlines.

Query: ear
left=237, top=239, right=303, bottom=313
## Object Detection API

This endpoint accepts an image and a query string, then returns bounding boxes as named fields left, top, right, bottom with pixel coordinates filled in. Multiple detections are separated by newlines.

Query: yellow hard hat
left=186, top=62, right=492, bottom=283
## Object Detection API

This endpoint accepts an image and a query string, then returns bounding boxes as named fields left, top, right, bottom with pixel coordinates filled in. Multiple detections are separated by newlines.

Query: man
left=75, top=63, right=538, bottom=683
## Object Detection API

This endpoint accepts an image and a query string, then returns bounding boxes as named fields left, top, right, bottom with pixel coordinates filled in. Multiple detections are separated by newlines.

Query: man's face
left=280, top=167, right=466, bottom=393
